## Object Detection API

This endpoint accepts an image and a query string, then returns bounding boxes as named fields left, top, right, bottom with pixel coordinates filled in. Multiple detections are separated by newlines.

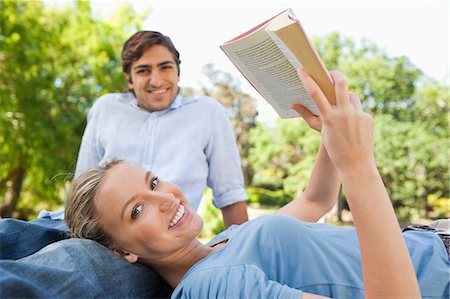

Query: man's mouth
left=147, top=88, right=169, bottom=95
left=169, top=204, right=186, bottom=228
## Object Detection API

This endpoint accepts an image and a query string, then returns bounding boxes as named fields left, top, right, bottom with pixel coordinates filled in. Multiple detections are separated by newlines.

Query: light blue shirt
left=172, top=215, right=449, bottom=299
left=75, top=93, right=247, bottom=211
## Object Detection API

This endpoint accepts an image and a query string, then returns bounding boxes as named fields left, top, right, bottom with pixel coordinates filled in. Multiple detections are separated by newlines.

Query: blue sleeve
left=172, top=264, right=302, bottom=299
left=74, top=98, right=105, bottom=177
left=204, top=99, right=248, bottom=208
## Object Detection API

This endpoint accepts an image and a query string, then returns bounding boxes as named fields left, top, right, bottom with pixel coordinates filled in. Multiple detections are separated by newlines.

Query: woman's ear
left=113, top=248, right=139, bottom=264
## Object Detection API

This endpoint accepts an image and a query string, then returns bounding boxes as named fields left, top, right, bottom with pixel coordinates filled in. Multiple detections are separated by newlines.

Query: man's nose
left=149, top=70, right=163, bottom=87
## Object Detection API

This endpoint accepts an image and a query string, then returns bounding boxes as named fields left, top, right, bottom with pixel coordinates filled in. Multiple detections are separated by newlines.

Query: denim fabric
left=0, top=219, right=172, bottom=298
left=0, top=218, right=69, bottom=260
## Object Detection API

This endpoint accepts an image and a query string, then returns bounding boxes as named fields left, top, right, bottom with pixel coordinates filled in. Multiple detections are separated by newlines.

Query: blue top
left=172, top=215, right=449, bottom=299
left=75, top=93, right=247, bottom=210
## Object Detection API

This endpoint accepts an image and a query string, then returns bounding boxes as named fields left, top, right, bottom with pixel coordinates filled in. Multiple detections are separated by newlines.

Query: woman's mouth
left=169, top=204, right=185, bottom=228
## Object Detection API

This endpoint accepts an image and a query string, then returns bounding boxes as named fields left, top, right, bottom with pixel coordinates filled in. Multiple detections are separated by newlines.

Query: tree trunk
left=0, top=167, right=26, bottom=217
left=337, top=191, right=345, bottom=222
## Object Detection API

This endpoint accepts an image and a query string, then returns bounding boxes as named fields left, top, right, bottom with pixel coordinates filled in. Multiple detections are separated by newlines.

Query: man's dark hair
left=121, top=31, right=181, bottom=79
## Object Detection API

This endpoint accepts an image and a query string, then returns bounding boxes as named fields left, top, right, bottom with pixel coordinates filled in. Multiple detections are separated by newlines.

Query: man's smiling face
left=128, top=44, right=180, bottom=112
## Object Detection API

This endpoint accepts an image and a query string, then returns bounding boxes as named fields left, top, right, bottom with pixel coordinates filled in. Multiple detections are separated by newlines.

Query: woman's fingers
left=297, top=68, right=332, bottom=116
left=330, top=71, right=351, bottom=111
left=291, top=103, right=309, bottom=117
left=291, top=103, right=322, bottom=131
left=349, top=93, right=362, bottom=111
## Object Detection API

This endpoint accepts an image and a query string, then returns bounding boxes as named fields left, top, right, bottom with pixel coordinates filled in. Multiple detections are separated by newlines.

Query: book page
left=222, top=30, right=313, bottom=118
left=221, top=9, right=336, bottom=118
left=235, top=38, right=316, bottom=117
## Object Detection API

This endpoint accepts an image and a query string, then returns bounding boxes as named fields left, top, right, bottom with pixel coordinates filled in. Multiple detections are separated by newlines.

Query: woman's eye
left=150, top=176, right=159, bottom=190
left=131, top=204, right=142, bottom=220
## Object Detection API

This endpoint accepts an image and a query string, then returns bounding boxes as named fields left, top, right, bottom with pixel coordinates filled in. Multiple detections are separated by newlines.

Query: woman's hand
left=291, top=102, right=322, bottom=132
left=297, top=68, right=375, bottom=172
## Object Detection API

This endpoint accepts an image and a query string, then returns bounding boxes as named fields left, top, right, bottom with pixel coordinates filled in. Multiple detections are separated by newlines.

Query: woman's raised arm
left=297, top=68, right=420, bottom=299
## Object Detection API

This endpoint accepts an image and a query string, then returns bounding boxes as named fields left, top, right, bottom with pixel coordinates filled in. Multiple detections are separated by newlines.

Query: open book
left=220, top=9, right=336, bottom=118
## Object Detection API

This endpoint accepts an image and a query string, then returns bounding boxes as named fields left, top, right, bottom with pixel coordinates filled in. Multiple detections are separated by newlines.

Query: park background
left=1, top=0, right=449, bottom=238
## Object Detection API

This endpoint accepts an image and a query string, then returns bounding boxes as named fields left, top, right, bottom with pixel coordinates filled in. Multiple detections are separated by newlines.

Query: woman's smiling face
left=95, top=162, right=204, bottom=262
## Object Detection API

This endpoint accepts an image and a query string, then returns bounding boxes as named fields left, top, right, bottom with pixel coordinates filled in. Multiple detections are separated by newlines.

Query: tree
left=374, top=113, right=449, bottom=221
left=0, top=0, right=148, bottom=218
left=314, top=32, right=422, bottom=117
left=409, top=79, right=449, bottom=132
left=248, top=119, right=320, bottom=198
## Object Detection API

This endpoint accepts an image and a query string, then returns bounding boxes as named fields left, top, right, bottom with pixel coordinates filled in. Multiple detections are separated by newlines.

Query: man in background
left=75, top=31, right=248, bottom=226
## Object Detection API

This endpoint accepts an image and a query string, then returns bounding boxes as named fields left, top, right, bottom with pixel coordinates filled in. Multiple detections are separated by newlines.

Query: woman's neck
left=145, top=240, right=225, bottom=288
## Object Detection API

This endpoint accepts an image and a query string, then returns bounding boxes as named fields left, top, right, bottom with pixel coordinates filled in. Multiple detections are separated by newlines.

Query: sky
left=90, top=0, right=449, bottom=122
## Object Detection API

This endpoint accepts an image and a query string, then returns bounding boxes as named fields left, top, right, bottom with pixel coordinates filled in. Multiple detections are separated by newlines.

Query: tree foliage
left=245, top=32, right=448, bottom=221
left=374, top=114, right=449, bottom=220
left=0, top=0, right=147, bottom=218
left=314, top=32, right=422, bottom=118
left=248, top=119, right=320, bottom=196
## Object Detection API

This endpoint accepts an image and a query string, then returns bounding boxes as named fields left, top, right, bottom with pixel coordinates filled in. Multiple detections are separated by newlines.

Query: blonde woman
left=65, top=70, right=449, bottom=299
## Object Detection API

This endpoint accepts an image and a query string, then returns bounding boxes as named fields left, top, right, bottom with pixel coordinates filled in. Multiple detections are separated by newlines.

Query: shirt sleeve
left=74, top=100, right=104, bottom=178
left=204, top=99, right=248, bottom=208
left=172, top=264, right=302, bottom=299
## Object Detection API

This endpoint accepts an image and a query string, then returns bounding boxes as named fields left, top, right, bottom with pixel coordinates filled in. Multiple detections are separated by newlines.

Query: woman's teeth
left=169, top=204, right=185, bottom=228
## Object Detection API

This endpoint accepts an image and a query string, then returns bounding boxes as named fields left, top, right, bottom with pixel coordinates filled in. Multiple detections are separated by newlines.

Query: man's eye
left=150, top=176, right=159, bottom=190
left=136, top=69, right=149, bottom=74
left=131, top=204, right=142, bottom=219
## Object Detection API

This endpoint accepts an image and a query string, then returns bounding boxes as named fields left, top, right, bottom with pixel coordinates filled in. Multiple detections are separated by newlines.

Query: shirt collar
left=168, top=93, right=198, bottom=110
left=169, top=94, right=183, bottom=110
left=128, top=93, right=184, bottom=114
left=128, top=93, right=196, bottom=114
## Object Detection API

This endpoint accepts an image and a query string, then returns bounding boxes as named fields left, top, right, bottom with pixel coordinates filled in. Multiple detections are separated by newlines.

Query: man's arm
left=74, top=105, right=103, bottom=178
left=221, top=201, right=249, bottom=228
left=205, top=99, right=249, bottom=227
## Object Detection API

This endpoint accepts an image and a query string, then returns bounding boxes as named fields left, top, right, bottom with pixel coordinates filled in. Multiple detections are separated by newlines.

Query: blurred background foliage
left=0, top=0, right=147, bottom=218
left=1, top=1, right=448, bottom=225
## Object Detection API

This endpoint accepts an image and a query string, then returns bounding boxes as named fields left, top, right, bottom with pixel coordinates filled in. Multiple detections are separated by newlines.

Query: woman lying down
left=65, top=70, right=449, bottom=299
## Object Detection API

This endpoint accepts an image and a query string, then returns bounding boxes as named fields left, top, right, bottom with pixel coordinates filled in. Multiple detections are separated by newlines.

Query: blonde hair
left=65, top=160, right=122, bottom=248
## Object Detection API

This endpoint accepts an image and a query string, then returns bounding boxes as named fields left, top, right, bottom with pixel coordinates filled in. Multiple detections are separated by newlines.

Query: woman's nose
left=159, top=193, right=176, bottom=213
